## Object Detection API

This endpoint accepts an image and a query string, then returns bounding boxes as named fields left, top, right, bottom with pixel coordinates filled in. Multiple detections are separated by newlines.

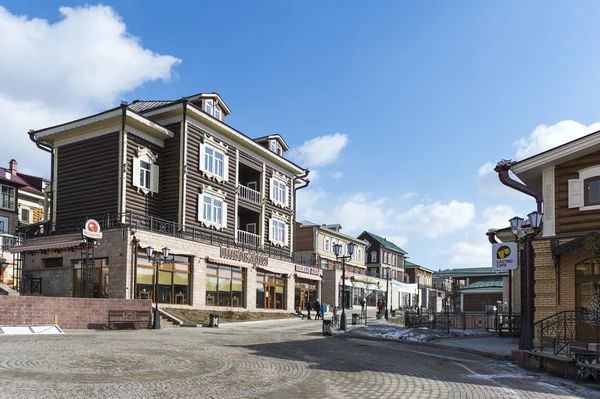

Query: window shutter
left=197, top=193, right=204, bottom=221
left=268, top=218, right=274, bottom=243
left=222, top=202, right=228, bottom=229
left=152, top=164, right=160, bottom=193
left=568, top=179, right=584, bottom=208
left=199, top=142, right=206, bottom=172
left=285, top=182, right=290, bottom=207
left=223, top=154, right=229, bottom=182
left=269, top=178, right=274, bottom=202
left=132, top=157, right=141, bottom=188
left=284, top=222, right=289, bottom=246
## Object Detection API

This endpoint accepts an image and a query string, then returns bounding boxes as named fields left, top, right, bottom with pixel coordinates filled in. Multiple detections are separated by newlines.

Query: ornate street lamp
left=509, top=211, right=543, bottom=350
left=385, top=266, right=390, bottom=321
left=333, top=241, right=356, bottom=331
left=146, top=246, right=171, bottom=330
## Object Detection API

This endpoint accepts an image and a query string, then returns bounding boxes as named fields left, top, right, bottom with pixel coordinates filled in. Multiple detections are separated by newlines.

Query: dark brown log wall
left=555, top=150, right=600, bottom=234
left=293, top=223, right=315, bottom=252
left=184, top=123, right=235, bottom=240
left=125, top=133, right=163, bottom=217
left=160, top=123, right=182, bottom=223
left=56, top=132, right=120, bottom=222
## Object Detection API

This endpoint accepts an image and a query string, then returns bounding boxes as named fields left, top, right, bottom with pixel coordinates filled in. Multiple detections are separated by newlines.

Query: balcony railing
left=237, top=184, right=261, bottom=205
left=236, top=229, right=261, bottom=247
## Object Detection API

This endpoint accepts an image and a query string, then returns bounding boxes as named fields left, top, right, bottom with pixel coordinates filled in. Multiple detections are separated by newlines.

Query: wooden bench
left=108, top=310, right=152, bottom=330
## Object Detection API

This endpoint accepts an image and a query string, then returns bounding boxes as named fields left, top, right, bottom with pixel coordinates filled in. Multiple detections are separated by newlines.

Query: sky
left=2, top=1, right=600, bottom=271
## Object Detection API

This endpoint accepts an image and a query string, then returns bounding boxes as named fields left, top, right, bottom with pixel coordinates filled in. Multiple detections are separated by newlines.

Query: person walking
left=306, top=299, right=313, bottom=320
left=315, top=299, right=321, bottom=320
left=321, top=302, right=326, bottom=319
left=377, top=299, right=383, bottom=315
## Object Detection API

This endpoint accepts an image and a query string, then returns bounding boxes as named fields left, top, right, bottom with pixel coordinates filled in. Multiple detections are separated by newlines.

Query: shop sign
left=82, top=219, right=102, bottom=239
left=491, top=242, right=518, bottom=270
left=220, top=247, right=268, bottom=267
left=294, top=265, right=323, bottom=276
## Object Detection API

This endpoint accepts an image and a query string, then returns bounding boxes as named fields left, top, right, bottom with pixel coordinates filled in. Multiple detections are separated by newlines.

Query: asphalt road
left=0, top=319, right=598, bottom=398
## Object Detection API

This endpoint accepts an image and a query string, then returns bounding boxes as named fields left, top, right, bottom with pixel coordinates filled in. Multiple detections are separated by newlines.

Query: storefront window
left=135, top=253, right=191, bottom=304
left=206, top=265, right=245, bottom=307
left=294, top=279, right=317, bottom=311
left=73, top=258, right=109, bottom=298
left=256, top=271, right=286, bottom=309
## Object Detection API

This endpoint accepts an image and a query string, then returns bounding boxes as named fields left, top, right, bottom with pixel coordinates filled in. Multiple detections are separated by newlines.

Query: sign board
left=220, top=247, right=268, bottom=267
left=491, top=242, right=518, bottom=270
left=82, top=219, right=102, bottom=239
left=294, top=265, right=323, bottom=276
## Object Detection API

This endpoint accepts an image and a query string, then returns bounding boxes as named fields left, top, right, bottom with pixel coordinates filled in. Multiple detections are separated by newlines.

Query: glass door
left=265, top=285, right=276, bottom=309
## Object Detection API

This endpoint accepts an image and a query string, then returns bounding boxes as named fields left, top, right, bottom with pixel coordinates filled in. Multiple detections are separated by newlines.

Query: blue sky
left=2, top=1, right=600, bottom=270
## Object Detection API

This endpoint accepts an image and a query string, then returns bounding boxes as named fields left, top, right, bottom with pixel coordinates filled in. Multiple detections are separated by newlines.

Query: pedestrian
left=321, top=302, right=326, bottom=319
left=315, top=299, right=321, bottom=319
left=377, top=299, right=383, bottom=315
left=306, top=300, right=313, bottom=320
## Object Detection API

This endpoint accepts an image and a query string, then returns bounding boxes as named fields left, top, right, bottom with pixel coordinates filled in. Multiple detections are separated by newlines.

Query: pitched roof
left=435, top=267, right=508, bottom=276
left=404, top=261, right=435, bottom=274
left=0, top=168, right=27, bottom=186
left=128, top=100, right=175, bottom=113
left=461, top=277, right=504, bottom=291
left=361, top=231, right=407, bottom=254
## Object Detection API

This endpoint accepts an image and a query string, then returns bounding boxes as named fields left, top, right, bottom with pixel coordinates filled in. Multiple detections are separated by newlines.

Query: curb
left=210, top=317, right=304, bottom=328
left=341, top=332, right=511, bottom=361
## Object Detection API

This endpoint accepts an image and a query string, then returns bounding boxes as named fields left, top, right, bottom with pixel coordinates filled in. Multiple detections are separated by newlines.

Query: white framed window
left=392, top=255, right=396, bottom=266
left=269, top=140, right=283, bottom=155
left=198, top=191, right=227, bottom=230
left=357, top=248, right=362, bottom=261
left=324, top=236, right=330, bottom=252
left=269, top=217, right=288, bottom=246
left=214, top=104, right=222, bottom=120
left=569, top=166, right=600, bottom=210
left=270, top=177, right=288, bottom=207
left=205, top=99, right=214, bottom=115
left=370, top=251, right=377, bottom=263
left=0, top=185, right=16, bottom=210
left=20, top=207, right=30, bottom=223
left=132, top=149, right=159, bottom=194
left=199, top=139, right=229, bottom=182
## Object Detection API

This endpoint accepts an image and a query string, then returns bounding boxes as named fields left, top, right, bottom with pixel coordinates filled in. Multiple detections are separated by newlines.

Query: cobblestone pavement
left=0, top=320, right=598, bottom=399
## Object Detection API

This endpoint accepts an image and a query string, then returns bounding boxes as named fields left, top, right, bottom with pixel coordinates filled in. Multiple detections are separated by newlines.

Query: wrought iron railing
left=534, top=310, right=600, bottom=356
left=405, top=311, right=521, bottom=333
left=16, top=212, right=317, bottom=266
left=237, top=184, right=261, bottom=204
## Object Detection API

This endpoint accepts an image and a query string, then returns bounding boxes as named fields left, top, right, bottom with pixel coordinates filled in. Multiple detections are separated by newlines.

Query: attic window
left=270, top=140, right=283, bottom=156
left=214, top=104, right=222, bottom=121
left=205, top=99, right=214, bottom=115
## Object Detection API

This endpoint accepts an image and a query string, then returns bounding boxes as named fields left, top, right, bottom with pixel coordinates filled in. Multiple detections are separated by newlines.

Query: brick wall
left=0, top=296, right=151, bottom=329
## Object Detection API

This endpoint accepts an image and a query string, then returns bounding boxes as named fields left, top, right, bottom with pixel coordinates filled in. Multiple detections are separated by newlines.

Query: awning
left=257, top=265, right=290, bottom=275
left=352, top=281, right=366, bottom=289
left=295, top=272, right=322, bottom=282
left=366, top=283, right=380, bottom=291
left=339, top=278, right=353, bottom=287
left=10, top=239, right=85, bottom=254
left=205, top=256, right=250, bottom=269
left=351, top=275, right=379, bottom=285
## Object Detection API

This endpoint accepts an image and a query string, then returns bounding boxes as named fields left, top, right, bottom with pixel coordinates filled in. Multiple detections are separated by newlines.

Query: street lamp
left=416, top=275, right=421, bottom=315
left=333, top=241, right=356, bottom=331
left=146, top=246, right=171, bottom=330
left=442, top=282, right=450, bottom=334
left=385, top=266, right=390, bottom=321
left=509, top=210, right=543, bottom=350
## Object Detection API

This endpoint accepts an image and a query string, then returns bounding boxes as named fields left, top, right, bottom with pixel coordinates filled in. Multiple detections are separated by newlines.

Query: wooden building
left=12, top=92, right=312, bottom=313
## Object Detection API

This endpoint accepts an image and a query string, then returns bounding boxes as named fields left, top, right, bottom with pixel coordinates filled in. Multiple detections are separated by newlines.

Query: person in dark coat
left=306, top=300, right=313, bottom=320
left=315, top=300, right=321, bottom=319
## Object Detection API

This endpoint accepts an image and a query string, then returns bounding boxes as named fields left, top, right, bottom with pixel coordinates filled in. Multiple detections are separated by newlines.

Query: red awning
left=10, top=240, right=85, bottom=254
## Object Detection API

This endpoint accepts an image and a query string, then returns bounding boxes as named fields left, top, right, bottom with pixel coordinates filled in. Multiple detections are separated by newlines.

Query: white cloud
left=0, top=5, right=181, bottom=175
left=308, top=170, right=319, bottom=182
left=396, top=200, right=476, bottom=239
left=514, top=120, right=600, bottom=160
left=288, top=133, right=348, bottom=167
left=330, top=171, right=344, bottom=179
left=401, top=192, right=417, bottom=200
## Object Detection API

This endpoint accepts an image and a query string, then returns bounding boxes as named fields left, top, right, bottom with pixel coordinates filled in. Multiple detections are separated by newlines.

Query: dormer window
left=270, top=140, right=283, bottom=156
left=214, top=104, right=222, bottom=121
left=205, top=99, right=214, bottom=115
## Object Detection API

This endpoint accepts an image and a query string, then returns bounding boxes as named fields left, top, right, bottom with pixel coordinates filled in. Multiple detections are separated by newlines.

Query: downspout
left=292, top=168, right=310, bottom=255
left=28, top=130, right=54, bottom=227
left=494, top=160, right=543, bottom=213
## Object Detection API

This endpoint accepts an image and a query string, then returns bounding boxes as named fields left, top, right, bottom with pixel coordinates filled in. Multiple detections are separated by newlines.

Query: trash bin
left=209, top=313, right=219, bottom=328
left=322, top=320, right=332, bottom=336
left=352, top=313, right=360, bottom=325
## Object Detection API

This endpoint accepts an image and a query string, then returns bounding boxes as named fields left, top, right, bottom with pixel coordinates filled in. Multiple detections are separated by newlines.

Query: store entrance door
left=265, top=285, right=276, bottom=309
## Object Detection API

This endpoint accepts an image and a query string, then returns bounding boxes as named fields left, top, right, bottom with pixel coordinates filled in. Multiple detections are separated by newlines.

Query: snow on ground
left=346, top=324, right=492, bottom=342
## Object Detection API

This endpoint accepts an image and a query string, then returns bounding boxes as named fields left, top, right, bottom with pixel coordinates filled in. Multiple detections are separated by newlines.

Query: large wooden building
left=12, top=93, right=313, bottom=313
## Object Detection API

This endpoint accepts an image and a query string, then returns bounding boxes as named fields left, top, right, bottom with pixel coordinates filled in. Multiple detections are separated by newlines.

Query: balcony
left=236, top=229, right=261, bottom=247
left=237, top=184, right=261, bottom=205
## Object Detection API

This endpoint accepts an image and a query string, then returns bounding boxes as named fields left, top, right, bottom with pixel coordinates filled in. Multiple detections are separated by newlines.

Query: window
left=214, top=104, right=222, bottom=120
left=392, top=255, right=396, bottom=266
left=20, top=208, right=30, bottom=223
left=270, top=177, right=287, bottom=206
left=257, top=271, right=285, bottom=309
left=269, top=140, right=283, bottom=156
left=74, top=258, right=111, bottom=298
left=357, top=248, right=362, bottom=261
left=321, top=259, right=328, bottom=269
left=0, top=185, right=15, bottom=210
left=568, top=166, right=600, bottom=210
left=384, top=252, right=388, bottom=264
left=135, top=254, right=191, bottom=304
left=585, top=177, right=600, bottom=206
left=205, top=99, right=214, bottom=115
left=200, top=139, right=228, bottom=182
left=270, top=218, right=287, bottom=245
left=132, top=149, right=159, bottom=193
left=371, top=251, right=377, bottom=263
left=206, top=265, right=244, bottom=307
left=324, top=236, right=330, bottom=252
left=198, top=192, right=226, bottom=229
left=44, top=258, right=63, bottom=268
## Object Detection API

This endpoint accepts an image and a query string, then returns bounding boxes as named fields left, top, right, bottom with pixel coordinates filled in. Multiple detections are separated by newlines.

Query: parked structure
left=12, top=92, right=312, bottom=313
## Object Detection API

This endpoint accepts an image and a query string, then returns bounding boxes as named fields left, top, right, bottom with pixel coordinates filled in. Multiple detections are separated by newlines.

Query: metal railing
left=534, top=310, right=600, bottom=356
left=16, top=212, right=317, bottom=266
left=236, top=229, right=261, bottom=247
left=405, top=311, right=522, bottom=334
left=237, top=184, right=261, bottom=204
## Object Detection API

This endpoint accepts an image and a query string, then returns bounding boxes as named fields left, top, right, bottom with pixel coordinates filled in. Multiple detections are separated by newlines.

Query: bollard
left=322, top=319, right=332, bottom=336
left=209, top=313, right=219, bottom=328
left=352, top=313, right=360, bottom=325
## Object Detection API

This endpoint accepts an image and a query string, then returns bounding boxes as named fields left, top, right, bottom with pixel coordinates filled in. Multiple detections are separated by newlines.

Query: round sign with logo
left=83, top=219, right=103, bottom=239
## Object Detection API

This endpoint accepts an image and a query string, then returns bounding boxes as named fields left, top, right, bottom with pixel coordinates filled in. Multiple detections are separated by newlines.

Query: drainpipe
left=494, top=160, right=543, bottom=213
left=292, top=168, right=310, bottom=255
left=28, top=130, right=54, bottom=227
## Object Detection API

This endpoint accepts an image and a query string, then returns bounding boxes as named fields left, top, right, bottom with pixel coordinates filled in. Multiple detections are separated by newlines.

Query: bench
left=108, top=310, right=152, bottom=330
left=522, top=350, right=574, bottom=378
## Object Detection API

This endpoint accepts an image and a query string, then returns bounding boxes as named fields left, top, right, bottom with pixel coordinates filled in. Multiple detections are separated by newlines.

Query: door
left=265, top=285, right=276, bottom=309
left=575, top=259, right=600, bottom=341
left=247, top=181, right=257, bottom=191
left=246, top=223, right=257, bottom=235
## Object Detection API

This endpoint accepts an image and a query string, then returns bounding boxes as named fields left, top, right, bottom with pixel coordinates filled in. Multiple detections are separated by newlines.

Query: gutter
left=494, top=160, right=543, bottom=213
left=28, top=130, right=54, bottom=226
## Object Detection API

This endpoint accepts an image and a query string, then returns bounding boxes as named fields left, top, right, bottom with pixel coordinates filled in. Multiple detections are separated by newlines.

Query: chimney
left=9, top=159, right=17, bottom=176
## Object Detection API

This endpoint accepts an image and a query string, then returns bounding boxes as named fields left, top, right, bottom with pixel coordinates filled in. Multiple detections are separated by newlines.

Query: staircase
left=0, top=283, right=19, bottom=296
left=156, top=307, right=183, bottom=328
left=534, top=310, right=580, bottom=355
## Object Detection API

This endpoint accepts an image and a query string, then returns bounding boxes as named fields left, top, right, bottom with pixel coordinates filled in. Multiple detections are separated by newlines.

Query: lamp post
left=385, top=266, right=390, bottom=321
left=509, top=211, right=543, bottom=350
left=333, top=241, right=356, bottom=331
left=442, top=282, right=450, bottom=334
left=416, top=275, right=421, bottom=315
left=146, top=246, right=171, bottom=330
